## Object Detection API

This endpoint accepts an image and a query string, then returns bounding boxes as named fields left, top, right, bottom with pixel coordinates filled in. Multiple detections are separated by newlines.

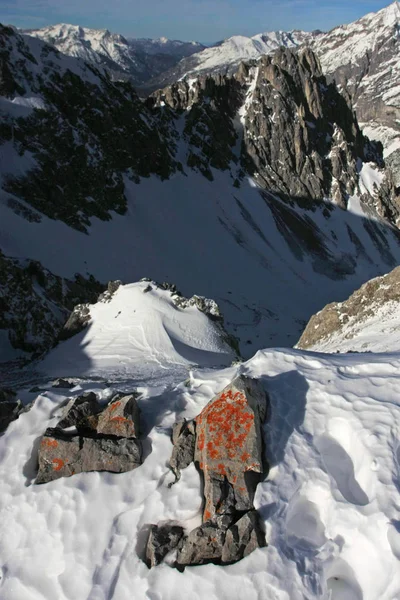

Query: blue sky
left=0, top=0, right=394, bottom=43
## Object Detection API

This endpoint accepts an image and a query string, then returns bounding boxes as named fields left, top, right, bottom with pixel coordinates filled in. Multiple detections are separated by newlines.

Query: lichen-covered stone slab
left=94, top=394, right=140, bottom=438
left=194, top=375, right=268, bottom=522
left=146, top=524, right=184, bottom=567
left=35, top=428, right=142, bottom=483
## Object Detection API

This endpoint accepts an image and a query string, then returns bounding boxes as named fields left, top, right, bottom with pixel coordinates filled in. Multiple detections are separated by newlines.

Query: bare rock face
left=195, top=376, right=268, bottom=524
left=296, top=264, right=400, bottom=352
left=221, top=510, right=266, bottom=564
left=36, top=391, right=142, bottom=483
left=0, top=387, right=23, bottom=434
left=57, top=392, right=101, bottom=430
left=35, top=429, right=142, bottom=484
left=148, top=375, right=268, bottom=569
left=146, top=524, right=185, bottom=567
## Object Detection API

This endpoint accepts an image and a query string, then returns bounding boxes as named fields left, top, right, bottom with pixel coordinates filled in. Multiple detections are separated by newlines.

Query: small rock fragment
left=169, top=419, right=196, bottom=484
left=52, top=378, right=75, bottom=389
left=176, top=524, right=226, bottom=567
left=221, top=510, right=266, bottom=564
left=146, top=524, right=185, bottom=567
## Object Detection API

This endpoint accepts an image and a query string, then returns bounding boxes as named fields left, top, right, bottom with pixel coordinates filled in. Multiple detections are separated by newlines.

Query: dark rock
left=146, top=524, right=185, bottom=567
left=0, top=387, right=16, bottom=402
left=52, top=378, right=75, bottom=389
left=59, top=304, right=91, bottom=341
left=176, top=524, right=226, bottom=567
left=221, top=510, right=266, bottom=564
left=57, top=392, right=101, bottom=430
left=35, top=428, right=142, bottom=484
left=169, top=419, right=196, bottom=484
left=0, top=399, right=23, bottom=433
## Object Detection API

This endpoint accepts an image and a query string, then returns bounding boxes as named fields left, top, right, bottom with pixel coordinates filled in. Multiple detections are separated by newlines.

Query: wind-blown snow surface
left=1, top=342, right=400, bottom=599
left=2, top=170, right=400, bottom=355
left=40, top=282, right=236, bottom=384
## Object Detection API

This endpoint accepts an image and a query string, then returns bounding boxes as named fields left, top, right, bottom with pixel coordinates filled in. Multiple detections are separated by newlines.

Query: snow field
left=1, top=342, right=400, bottom=599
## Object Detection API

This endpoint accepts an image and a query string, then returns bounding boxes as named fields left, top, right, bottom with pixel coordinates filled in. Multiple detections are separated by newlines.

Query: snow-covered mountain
left=1, top=25, right=400, bottom=361
left=143, top=29, right=320, bottom=91
left=2, top=18, right=400, bottom=600
left=23, top=23, right=205, bottom=84
left=309, top=1, right=400, bottom=182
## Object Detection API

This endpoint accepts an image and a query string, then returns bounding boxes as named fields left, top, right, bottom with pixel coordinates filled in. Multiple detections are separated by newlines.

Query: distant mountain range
left=21, top=3, right=400, bottom=179
left=23, top=24, right=205, bottom=85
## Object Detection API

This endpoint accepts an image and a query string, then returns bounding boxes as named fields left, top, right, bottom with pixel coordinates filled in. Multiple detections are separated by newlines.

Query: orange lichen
left=52, top=458, right=64, bottom=471
left=204, top=509, right=212, bottom=521
left=110, top=401, right=121, bottom=412
left=196, top=388, right=256, bottom=465
left=42, top=438, right=58, bottom=448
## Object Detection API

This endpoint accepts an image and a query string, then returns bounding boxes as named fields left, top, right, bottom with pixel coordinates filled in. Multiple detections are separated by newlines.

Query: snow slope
left=1, top=337, right=400, bottom=599
left=40, top=282, right=236, bottom=384
left=296, top=264, right=400, bottom=354
left=2, top=170, right=400, bottom=356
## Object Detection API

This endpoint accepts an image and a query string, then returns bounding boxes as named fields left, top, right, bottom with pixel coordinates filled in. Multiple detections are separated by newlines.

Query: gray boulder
left=35, top=428, right=142, bottom=484
left=169, top=419, right=196, bottom=484
left=146, top=524, right=185, bottom=567
left=57, top=392, right=101, bottom=430
left=221, top=510, right=266, bottom=564
left=176, top=524, right=226, bottom=567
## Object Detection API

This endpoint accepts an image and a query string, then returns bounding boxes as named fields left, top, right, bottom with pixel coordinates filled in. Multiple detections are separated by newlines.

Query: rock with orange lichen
left=91, top=394, right=141, bottom=439
left=195, top=375, right=268, bottom=524
left=35, top=427, right=142, bottom=483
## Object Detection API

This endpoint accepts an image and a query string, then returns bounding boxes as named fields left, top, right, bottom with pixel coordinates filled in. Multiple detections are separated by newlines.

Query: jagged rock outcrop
left=296, top=264, right=400, bottom=353
left=308, top=3, right=400, bottom=186
left=147, top=375, right=268, bottom=568
left=152, top=47, right=382, bottom=211
left=36, top=391, right=142, bottom=483
left=59, top=280, right=122, bottom=342
left=0, top=251, right=103, bottom=357
left=0, top=387, right=24, bottom=433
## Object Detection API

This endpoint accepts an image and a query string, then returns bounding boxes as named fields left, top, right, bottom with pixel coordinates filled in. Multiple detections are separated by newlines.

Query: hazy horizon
left=0, top=0, right=395, bottom=44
